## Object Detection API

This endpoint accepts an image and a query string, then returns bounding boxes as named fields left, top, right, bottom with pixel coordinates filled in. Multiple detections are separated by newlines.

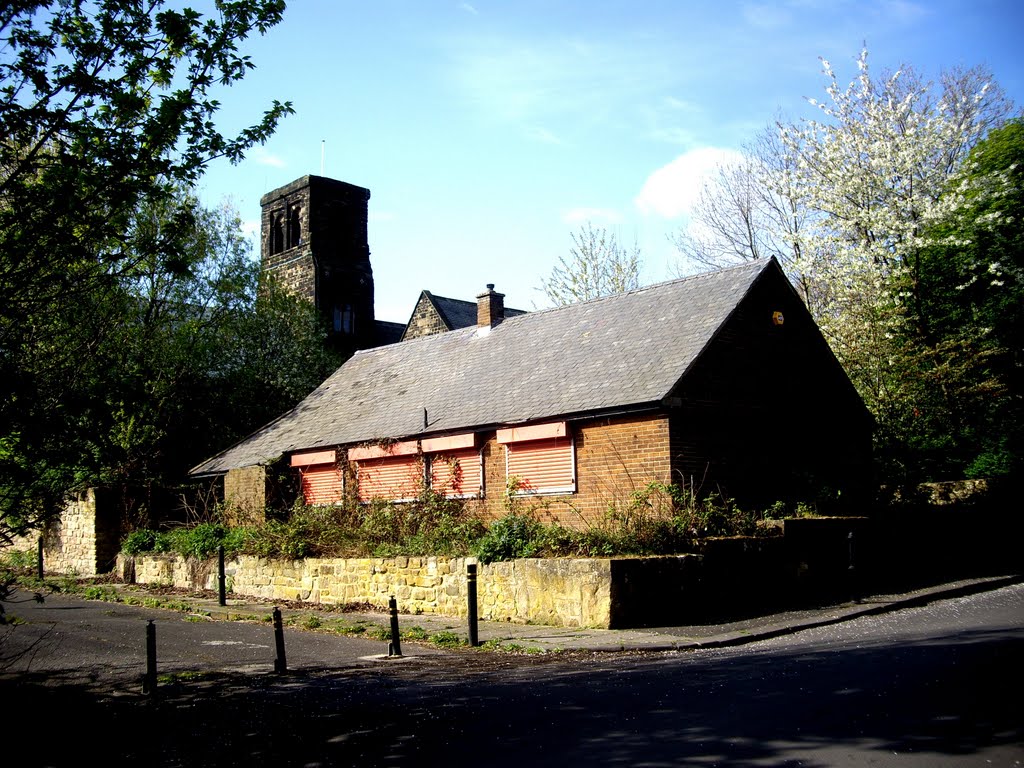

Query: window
left=286, top=204, right=302, bottom=249
left=270, top=211, right=284, bottom=255
left=497, top=422, right=575, bottom=495
left=348, top=441, right=422, bottom=502
left=333, top=304, right=355, bottom=334
left=291, top=450, right=343, bottom=505
left=422, top=433, right=482, bottom=499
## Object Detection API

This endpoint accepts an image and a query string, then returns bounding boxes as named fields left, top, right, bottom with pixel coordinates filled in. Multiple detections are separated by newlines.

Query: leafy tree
left=0, top=0, right=292, bottom=540
left=771, top=51, right=1017, bottom=481
left=672, top=123, right=808, bottom=288
left=673, top=48, right=1017, bottom=482
left=905, top=120, right=1024, bottom=478
left=540, top=222, right=642, bottom=306
left=98, top=191, right=342, bottom=490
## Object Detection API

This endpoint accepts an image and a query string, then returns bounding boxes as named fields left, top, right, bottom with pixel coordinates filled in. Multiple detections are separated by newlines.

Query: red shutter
left=300, top=464, right=344, bottom=505
left=356, top=455, right=423, bottom=502
left=506, top=437, right=575, bottom=494
left=429, top=449, right=483, bottom=498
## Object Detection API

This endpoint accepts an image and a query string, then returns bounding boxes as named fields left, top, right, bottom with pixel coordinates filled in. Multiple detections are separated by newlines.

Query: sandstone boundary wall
left=118, top=552, right=698, bottom=629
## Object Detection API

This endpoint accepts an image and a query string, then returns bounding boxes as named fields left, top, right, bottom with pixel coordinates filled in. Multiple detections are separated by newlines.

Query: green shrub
left=474, top=513, right=544, bottom=564
left=113, top=481, right=789, bottom=564
left=121, top=529, right=158, bottom=555
left=121, top=523, right=245, bottom=559
left=0, top=548, right=36, bottom=569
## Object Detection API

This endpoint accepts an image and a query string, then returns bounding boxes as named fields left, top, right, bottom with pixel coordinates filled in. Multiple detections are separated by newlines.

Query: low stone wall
left=118, top=552, right=700, bottom=628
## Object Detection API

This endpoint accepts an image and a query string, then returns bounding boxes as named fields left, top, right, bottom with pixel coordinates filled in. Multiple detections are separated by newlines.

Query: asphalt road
left=0, top=589, right=443, bottom=684
left=2, top=584, right=1021, bottom=767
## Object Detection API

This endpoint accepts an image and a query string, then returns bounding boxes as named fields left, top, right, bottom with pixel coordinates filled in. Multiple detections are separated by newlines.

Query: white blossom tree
left=540, top=222, right=642, bottom=306
left=776, top=50, right=1012, bottom=336
left=672, top=48, right=1018, bottom=479
left=772, top=50, right=1017, bottom=478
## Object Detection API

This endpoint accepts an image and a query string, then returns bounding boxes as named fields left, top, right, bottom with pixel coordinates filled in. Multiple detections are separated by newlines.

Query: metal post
left=217, top=545, right=226, bottom=607
left=467, top=563, right=479, bottom=648
left=36, top=536, right=43, bottom=580
left=848, top=531, right=859, bottom=603
left=272, top=607, right=287, bottom=673
left=143, top=620, right=157, bottom=696
left=388, top=596, right=402, bottom=657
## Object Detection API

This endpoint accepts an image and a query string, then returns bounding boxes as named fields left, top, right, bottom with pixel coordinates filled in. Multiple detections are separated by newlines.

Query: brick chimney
left=476, top=284, right=505, bottom=328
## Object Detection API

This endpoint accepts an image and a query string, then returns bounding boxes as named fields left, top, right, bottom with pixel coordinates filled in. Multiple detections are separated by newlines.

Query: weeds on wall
left=471, top=479, right=771, bottom=563
left=121, top=490, right=487, bottom=560
left=118, top=481, right=783, bottom=563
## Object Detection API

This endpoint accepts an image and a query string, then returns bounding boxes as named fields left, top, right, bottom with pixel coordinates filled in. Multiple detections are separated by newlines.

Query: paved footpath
left=96, top=573, right=1021, bottom=654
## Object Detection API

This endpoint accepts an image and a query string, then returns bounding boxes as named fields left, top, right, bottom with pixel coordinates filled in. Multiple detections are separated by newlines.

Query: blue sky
left=194, top=0, right=1024, bottom=324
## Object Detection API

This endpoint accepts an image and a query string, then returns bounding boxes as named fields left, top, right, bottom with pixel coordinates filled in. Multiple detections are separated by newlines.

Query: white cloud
left=635, top=146, right=743, bottom=219
left=562, top=207, right=622, bottom=225
left=459, top=2, right=479, bottom=15
left=251, top=146, right=287, bottom=168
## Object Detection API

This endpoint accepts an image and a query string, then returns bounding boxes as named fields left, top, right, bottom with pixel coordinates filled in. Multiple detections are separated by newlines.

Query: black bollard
left=36, top=536, right=43, bottom=580
left=217, top=545, right=226, bottom=607
left=467, top=563, right=479, bottom=648
left=848, top=531, right=859, bottom=603
left=388, top=596, right=402, bottom=657
left=143, top=620, right=157, bottom=696
left=272, top=607, right=287, bottom=673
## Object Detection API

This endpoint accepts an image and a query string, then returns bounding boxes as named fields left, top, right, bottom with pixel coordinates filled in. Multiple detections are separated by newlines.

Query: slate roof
left=191, top=259, right=776, bottom=475
left=424, top=291, right=527, bottom=332
left=373, top=320, right=406, bottom=346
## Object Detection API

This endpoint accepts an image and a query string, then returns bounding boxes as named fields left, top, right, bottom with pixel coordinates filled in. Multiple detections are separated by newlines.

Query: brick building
left=193, top=257, right=873, bottom=527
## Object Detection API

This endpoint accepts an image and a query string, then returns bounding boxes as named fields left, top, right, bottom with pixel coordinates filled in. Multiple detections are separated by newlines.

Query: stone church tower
left=260, top=175, right=378, bottom=355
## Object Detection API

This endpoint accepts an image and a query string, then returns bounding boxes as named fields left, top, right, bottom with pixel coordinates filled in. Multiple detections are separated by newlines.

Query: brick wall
left=224, top=466, right=269, bottom=526
left=306, top=413, right=673, bottom=529
left=467, top=412, right=673, bottom=528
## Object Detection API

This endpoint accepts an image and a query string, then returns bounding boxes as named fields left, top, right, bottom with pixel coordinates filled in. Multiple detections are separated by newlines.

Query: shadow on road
left=3, top=622, right=1021, bottom=767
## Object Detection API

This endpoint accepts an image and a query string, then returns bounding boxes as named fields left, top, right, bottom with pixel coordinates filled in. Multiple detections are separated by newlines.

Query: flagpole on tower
left=320, top=139, right=325, bottom=176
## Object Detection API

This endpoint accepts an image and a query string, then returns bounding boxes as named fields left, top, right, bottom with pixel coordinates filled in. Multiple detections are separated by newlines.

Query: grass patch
left=429, top=630, right=466, bottom=648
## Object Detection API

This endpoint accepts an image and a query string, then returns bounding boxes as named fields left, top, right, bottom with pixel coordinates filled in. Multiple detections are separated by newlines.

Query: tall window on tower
left=270, top=211, right=284, bottom=255
left=286, top=204, right=302, bottom=249
left=334, top=304, right=355, bottom=334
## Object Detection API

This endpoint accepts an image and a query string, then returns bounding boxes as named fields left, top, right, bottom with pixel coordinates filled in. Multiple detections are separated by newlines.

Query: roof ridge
left=519, top=257, right=771, bottom=319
